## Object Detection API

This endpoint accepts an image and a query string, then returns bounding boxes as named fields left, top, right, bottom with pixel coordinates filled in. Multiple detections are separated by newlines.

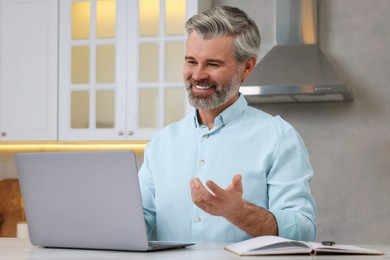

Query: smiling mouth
left=194, top=85, right=213, bottom=90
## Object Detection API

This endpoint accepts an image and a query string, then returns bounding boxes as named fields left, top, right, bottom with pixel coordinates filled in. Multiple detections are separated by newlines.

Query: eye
left=208, top=63, right=221, bottom=67
left=186, top=59, right=197, bottom=65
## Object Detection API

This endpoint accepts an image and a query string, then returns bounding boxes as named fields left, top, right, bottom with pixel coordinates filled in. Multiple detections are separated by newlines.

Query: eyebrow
left=185, top=56, right=225, bottom=65
left=184, top=56, right=195, bottom=61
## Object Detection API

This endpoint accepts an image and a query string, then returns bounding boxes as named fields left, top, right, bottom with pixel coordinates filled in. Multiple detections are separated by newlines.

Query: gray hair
left=185, top=6, right=261, bottom=63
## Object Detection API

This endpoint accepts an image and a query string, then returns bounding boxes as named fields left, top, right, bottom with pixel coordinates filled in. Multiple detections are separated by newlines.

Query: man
left=139, top=6, right=316, bottom=243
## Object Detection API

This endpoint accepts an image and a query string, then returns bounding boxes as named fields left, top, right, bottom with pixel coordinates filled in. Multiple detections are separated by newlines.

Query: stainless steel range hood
left=240, top=0, right=353, bottom=104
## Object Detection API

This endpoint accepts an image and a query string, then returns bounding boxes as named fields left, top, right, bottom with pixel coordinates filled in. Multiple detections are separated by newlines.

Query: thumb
left=232, top=174, right=243, bottom=193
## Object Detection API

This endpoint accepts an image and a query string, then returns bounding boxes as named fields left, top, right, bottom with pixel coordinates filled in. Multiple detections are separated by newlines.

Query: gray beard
left=185, top=70, right=241, bottom=110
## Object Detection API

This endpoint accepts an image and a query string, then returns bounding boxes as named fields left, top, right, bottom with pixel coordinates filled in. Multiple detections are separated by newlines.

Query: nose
left=190, top=65, right=209, bottom=81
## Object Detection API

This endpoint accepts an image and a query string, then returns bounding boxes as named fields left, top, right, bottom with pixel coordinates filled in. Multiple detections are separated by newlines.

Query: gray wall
left=213, top=0, right=390, bottom=244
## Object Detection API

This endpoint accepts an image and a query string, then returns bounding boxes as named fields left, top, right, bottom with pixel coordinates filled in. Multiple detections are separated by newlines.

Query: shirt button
left=203, top=134, right=209, bottom=138
left=199, top=160, right=205, bottom=165
left=195, top=216, right=201, bottom=222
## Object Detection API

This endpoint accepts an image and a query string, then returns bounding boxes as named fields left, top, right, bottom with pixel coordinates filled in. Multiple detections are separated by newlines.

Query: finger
left=190, top=178, right=200, bottom=190
left=190, top=178, right=215, bottom=203
left=206, top=180, right=226, bottom=198
left=190, top=178, right=208, bottom=193
left=232, top=174, right=243, bottom=192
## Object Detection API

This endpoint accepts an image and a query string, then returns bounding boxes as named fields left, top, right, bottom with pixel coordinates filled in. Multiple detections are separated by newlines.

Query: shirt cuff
left=270, top=209, right=301, bottom=240
left=270, top=209, right=316, bottom=241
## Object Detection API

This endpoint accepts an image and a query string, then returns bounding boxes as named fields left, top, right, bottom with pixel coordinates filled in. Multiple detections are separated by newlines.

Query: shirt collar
left=192, top=93, right=248, bottom=129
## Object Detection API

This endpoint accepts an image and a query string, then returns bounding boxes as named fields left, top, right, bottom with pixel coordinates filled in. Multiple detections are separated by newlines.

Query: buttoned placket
left=191, top=125, right=214, bottom=241
left=190, top=96, right=248, bottom=240
left=191, top=113, right=230, bottom=240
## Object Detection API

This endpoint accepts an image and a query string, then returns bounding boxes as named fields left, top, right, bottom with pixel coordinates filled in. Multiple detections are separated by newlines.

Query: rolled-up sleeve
left=267, top=128, right=317, bottom=241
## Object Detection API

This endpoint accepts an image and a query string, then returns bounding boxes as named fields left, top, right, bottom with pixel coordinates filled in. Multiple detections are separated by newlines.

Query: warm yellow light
left=301, top=0, right=316, bottom=44
left=71, top=46, right=90, bottom=84
left=96, top=45, right=115, bottom=84
left=0, top=142, right=147, bottom=153
left=96, top=0, right=116, bottom=38
left=72, top=1, right=91, bottom=39
left=165, top=0, right=186, bottom=35
left=139, top=0, right=160, bottom=36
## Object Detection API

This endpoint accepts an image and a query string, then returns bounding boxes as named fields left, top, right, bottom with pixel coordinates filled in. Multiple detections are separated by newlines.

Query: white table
left=0, top=238, right=389, bottom=260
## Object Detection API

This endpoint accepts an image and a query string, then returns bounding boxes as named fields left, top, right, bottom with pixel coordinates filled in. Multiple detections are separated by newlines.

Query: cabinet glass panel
left=71, top=91, right=89, bottom=128
left=96, top=0, right=116, bottom=39
left=165, top=0, right=185, bottom=35
left=139, top=43, right=158, bottom=82
left=72, top=1, right=90, bottom=39
left=96, top=90, right=115, bottom=128
left=165, top=88, right=186, bottom=125
left=72, top=46, right=90, bottom=84
left=165, top=42, right=185, bottom=82
left=96, top=45, right=115, bottom=83
left=139, top=89, right=159, bottom=128
left=139, top=0, right=159, bottom=36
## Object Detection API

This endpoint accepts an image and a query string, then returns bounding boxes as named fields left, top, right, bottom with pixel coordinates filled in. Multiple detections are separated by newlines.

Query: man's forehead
left=185, top=32, right=235, bottom=60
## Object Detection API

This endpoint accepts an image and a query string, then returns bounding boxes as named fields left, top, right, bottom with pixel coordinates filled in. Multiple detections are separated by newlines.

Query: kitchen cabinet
left=0, top=0, right=58, bottom=141
left=59, top=0, right=211, bottom=141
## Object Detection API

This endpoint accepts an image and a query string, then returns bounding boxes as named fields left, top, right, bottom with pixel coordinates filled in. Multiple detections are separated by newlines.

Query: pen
left=322, top=241, right=336, bottom=246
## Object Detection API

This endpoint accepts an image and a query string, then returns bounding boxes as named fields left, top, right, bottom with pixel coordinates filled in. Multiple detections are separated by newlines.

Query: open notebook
left=16, top=150, right=194, bottom=251
left=225, top=236, right=383, bottom=256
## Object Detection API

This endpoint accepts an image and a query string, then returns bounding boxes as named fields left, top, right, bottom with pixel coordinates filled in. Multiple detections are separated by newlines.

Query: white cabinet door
left=0, top=0, right=58, bottom=141
left=59, top=0, right=210, bottom=141
left=59, top=0, right=127, bottom=141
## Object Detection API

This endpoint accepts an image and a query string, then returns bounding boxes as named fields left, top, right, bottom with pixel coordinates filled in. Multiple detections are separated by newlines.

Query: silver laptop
left=16, top=150, right=194, bottom=251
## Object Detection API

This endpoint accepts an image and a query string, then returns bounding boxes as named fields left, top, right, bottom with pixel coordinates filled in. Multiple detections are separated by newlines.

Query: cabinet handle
left=128, top=131, right=134, bottom=136
left=118, top=131, right=124, bottom=136
left=1, top=132, right=6, bottom=137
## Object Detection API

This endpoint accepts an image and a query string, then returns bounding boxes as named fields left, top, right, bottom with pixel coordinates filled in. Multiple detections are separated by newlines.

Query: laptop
left=15, top=150, right=194, bottom=251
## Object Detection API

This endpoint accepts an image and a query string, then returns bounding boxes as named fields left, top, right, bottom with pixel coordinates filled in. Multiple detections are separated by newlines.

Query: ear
left=240, top=56, right=256, bottom=82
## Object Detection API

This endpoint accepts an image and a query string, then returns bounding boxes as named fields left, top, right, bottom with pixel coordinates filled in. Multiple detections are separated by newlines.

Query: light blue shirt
left=139, top=94, right=316, bottom=243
